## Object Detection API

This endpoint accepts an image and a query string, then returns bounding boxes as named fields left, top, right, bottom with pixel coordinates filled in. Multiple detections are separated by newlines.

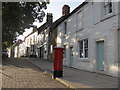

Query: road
left=2, top=58, right=68, bottom=88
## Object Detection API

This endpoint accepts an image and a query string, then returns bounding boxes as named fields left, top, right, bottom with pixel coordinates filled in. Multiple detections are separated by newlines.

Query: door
left=40, top=47, right=42, bottom=58
left=70, top=47, right=73, bottom=67
left=118, top=30, right=120, bottom=61
left=97, top=41, right=104, bottom=71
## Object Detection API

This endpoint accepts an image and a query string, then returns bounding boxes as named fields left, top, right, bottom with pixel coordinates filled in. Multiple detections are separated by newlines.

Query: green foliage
left=2, top=1, right=49, bottom=48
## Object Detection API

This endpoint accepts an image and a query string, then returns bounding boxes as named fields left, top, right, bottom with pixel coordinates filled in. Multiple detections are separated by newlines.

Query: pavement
left=2, top=58, right=68, bottom=88
left=24, top=57, right=118, bottom=89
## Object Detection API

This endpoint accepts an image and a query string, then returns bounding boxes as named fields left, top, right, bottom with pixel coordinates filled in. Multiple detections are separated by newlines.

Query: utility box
left=53, top=47, right=64, bottom=78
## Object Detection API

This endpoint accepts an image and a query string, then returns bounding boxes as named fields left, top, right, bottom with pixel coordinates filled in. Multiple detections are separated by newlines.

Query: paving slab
left=24, top=57, right=118, bottom=89
left=2, top=58, right=68, bottom=88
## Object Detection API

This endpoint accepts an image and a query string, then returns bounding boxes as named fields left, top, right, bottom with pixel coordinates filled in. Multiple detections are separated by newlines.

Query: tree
left=2, top=1, right=49, bottom=49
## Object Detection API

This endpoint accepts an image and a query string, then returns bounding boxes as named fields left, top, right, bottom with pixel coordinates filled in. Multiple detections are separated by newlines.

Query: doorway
left=70, top=47, right=73, bottom=67
left=97, top=41, right=104, bottom=71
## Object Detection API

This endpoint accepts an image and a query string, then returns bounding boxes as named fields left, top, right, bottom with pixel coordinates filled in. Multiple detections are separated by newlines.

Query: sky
left=17, top=0, right=85, bottom=40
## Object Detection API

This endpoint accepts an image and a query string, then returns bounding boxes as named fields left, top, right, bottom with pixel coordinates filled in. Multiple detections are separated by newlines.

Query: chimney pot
left=46, top=13, right=53, bottom=23
left=62, top=5, right=70, bottom=16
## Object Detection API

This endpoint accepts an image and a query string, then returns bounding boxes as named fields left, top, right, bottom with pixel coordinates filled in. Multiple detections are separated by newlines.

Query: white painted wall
left=57, top=2, right=119, bottom=77
left=25, top=31, right=38, bottom=56
left=18, top=42, right=26, bottom=57
left=37, top=27, right=49, bottom=59
left=14, top=46, right=18, bottom=58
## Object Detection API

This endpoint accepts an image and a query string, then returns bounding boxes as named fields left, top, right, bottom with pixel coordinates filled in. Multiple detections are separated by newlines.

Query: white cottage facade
left=57, top=2, right=119, bottom=77
left=24, top=29, right=38, bottom=57
left=37, top=27, right=49, bottom=59
left=13, top=40, right=26, bottom=58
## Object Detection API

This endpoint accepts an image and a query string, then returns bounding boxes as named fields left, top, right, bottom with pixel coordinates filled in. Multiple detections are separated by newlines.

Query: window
left=30, top=37, right=32, bottom=45
left=27, top=39, right=29, bottom=45
left=43, top=32, right=45, bottom=41
left=103, top=1, right=112, bottom=16
left=33, top=35, right=35, bottom=44
left=63, top=45, right=66, bottom=59
left=64, top=22, right=67, bottom=35
left=50, top=45, right=53, bottom=53
left=79, top=39, right=88, bottom=58
left=77, top=10, right=82, bottom=30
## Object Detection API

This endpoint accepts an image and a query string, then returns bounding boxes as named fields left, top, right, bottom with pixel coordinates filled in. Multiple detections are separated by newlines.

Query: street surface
left=26, top=58, right=118, bottom=88
left=2, top=58, right=68, bottom=88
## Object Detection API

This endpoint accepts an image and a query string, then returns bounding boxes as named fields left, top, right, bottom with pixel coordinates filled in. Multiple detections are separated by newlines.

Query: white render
left=13, top=41, right=26, bottom=58
left=24, top=31, right=38, bottom=56
left=14, top=46, right=18, bottom=58
left=18, top=42, right=26, bottom=57
left=37, top=27, right=49, bottom=59
left=57, top=2, right=119, bottom=77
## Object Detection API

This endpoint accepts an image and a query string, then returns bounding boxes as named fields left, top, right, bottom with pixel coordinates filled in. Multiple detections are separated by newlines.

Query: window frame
left=63, top=45, right=66, bottom=59
left=78, top=39, right=88, bottom=59
left=64, top=21, right=67, bottom=35
left=27, top=39, right=29, bottom=45
left=50, top=45, right=53, bottom=53
left=102, top=1, right=113, bottom=18
left=76, top=10, right=83, bottom=31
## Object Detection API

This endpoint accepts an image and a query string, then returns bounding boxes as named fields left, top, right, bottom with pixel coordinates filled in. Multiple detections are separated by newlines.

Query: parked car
left=2, top=49, right=8, bottom=58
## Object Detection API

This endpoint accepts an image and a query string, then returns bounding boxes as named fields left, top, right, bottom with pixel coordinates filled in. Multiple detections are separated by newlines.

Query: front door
left=40, top=47, right=42, bottom=58
left=118, top=30, right=120, bottom=62
left=70, top=47, right=73, bottom=67
left=97, top=41, right=104, bottom=71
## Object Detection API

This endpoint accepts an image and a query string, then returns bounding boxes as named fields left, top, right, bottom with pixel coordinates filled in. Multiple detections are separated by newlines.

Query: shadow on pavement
left=2, top=57, right=45, bottom=72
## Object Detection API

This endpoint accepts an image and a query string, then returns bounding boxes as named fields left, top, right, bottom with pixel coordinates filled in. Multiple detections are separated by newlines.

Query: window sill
left=79, top=58, right=89, bottom=62
left=76, top=28, right=84, bottom=32
left=62, top=34, right=68, bottom=38
left=63, top=58, right=66, bottom=61
left=101, top=13, right=115, bottom=22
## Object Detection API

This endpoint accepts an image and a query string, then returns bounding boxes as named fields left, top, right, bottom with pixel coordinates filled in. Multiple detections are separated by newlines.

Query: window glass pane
left=64, top=22, right=67, bottom=34
left=79, top=41, right=83, bottom=49
left=84, top=39, right=88, bottom=48
left=85, top=49, right=88, bottom=58
left=109, top=2, right=112, bottom=13
left=80, top=50, right=83, bottom=58
left=104, top=2, right=112, bottom=15
left=104, top=2, right=109, bottom=6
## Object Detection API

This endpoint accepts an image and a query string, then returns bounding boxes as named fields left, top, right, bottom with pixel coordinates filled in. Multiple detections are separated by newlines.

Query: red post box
left=53, top=47, right=64, bottom=78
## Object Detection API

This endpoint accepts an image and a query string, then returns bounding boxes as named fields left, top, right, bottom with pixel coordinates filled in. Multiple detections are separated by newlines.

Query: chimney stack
left=33, top=25, right=37, bottom=32
left=62, top=5, right=70, bottom=16
left=46, top=13, right=53, bottom=23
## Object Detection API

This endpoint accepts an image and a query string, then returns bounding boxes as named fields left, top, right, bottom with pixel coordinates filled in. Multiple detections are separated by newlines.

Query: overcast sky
left=17, top=0, right=85, bottom=40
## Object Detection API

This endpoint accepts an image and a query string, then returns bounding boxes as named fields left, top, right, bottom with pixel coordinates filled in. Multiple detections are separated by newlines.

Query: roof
left=50, top=16, right=67, bottom=31
left=30, top=1, right=88, bottom=35
left=50, top=2, right=88, bottom=30
left=24, top=29, right=37, bottom=41
left=14, top=40, right=23, bottom=47
left=38, top=22, right=50, bottom=34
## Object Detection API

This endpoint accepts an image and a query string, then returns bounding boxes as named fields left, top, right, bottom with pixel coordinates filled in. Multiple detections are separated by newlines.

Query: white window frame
left=50, top=45, right=53, bottom=53
left=102, top=1, right=113, bottom=17
left=79, top=39, right=88, bottom=59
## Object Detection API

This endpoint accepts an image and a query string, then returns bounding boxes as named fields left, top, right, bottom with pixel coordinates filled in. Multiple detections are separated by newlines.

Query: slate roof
left=37, top=1, right=88, bottom=33
left=38, top=23, right=50, bottom=34
left=24, top=29, right=37, bottom=41
left=14, top=40, right=23, bottom=47
left=49, top=2, right=88, bottom=31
